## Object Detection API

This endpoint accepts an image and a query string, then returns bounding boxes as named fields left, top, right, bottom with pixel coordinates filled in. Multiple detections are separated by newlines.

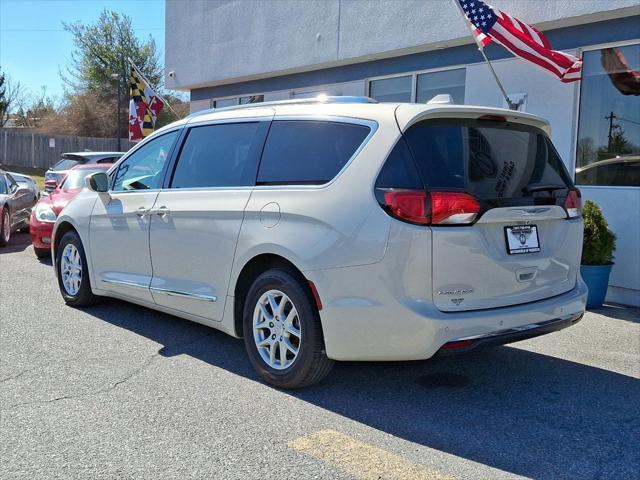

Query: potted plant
left=580, top=200, right=617, bottom=309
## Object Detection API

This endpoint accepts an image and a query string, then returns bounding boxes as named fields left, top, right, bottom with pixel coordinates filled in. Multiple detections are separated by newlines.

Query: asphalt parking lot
left=1, top=232, right=639, bottom=479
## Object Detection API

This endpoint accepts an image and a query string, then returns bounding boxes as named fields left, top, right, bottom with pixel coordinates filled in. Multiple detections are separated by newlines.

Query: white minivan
left=52, top=97, right=587, bottom=388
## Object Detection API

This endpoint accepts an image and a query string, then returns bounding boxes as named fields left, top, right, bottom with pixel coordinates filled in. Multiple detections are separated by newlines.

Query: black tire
left=55, top=230, right=98, bottom=307
left=34, top=246, right=50, bottom=259
left=0, top=208, right=10, bottom=247
left=242, top=268, right=334, bottom=389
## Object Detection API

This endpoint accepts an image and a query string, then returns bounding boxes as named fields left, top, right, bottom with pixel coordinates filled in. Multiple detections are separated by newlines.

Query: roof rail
left=188, top=95, right=378, bottom=118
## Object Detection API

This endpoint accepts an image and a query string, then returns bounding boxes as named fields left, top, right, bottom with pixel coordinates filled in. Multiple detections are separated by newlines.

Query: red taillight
left=383, top=190, right=430, bottom=225
left=564, top=189, right=582, bottom=218
left=441, top=339, right=476, bottom=350
left=382, top=190, right=481, bottom=225
left=430, top=192, right=481, bottom=225
left=478, top=114, right=507, bottom=122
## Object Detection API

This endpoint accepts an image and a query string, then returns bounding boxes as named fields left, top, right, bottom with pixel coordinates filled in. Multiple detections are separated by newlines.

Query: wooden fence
left=0, top=129, right=133, bottom=170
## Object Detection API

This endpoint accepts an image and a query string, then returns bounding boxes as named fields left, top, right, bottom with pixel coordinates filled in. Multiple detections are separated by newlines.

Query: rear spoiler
left=395, top=104, right=552, bottom=136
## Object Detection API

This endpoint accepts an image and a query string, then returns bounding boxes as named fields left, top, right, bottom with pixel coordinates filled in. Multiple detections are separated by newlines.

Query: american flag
left=456, top=0, right=582, bottom=83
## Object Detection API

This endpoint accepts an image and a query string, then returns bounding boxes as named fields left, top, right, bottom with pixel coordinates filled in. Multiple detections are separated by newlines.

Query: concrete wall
left=166, top=0, right=638, bottom=91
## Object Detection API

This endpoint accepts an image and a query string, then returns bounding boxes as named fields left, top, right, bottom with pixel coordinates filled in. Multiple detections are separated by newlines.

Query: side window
left=375, top=138, right=423, bottom=189
left=112, top=131, right=179, bottom=191
left=5, top=173, right=18, bottom=192
left=0, top=175, right=7, bottom=194
left=257, top=120, right=371, bottom=185
left=170, top=122, right=265, bottom=188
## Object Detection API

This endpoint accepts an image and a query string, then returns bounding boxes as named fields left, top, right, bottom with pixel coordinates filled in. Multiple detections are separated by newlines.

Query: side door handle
left=135, top=207, right=148, bottom=217
left=154, top=206, right=170, bottom=218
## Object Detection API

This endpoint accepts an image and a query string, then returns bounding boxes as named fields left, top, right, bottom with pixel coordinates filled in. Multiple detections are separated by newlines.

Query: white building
left=166, top=0, right=640, bottom=306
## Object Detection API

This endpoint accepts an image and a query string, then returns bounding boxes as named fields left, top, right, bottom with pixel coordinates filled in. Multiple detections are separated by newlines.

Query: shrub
left=581, top=200, right=616, bottom=265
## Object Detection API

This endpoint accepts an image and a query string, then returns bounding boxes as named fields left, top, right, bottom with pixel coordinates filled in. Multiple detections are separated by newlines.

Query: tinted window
left=258, top=121, right=370, bottom=185
left=171, top=122, right=264, bottom=188
left=113, top=131, right=179, bottom=191
left=96, top=156, right=118, bottom=164
left=51, top=159, right=81, bottom=171
left=375, top=138, right=422, bottom=190
left=0, top=175, right=7, bottom=194
left=404, top=119, right=573, bottom=204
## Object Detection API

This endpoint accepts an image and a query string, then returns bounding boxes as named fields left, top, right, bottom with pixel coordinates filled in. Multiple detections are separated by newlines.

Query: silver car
left=52, top=97, right=587, bottom=388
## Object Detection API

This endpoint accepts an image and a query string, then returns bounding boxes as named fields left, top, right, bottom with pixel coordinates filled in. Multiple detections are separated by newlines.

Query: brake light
left=383, top=190, right=430, bottom=225
left=478, top=114, right=507, bottom=122
left=430, top=192, right=481, bottom=225
left=564, top=189, right=582, bottom=218
left=381, top=190, right=481, bottom=225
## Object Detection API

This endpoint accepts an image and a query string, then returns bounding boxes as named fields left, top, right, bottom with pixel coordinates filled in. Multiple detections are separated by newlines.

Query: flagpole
left=128, top=58, right=180, bottom=118
left=449, top=0, right=517, bottom=110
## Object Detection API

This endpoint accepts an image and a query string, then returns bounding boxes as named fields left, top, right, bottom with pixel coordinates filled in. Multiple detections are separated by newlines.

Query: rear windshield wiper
left=522, top=183, right=567, bottom=194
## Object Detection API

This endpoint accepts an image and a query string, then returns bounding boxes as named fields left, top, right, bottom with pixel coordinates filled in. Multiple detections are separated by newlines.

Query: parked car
left=31, top=164, right=111, bottom=258
left=0, top=170, right=38, bottom=247
left=6, top=172, right=40, bottom=200
left=44, top=152, right=124, bottom=193
left=52, top=97, right=588, bottom=388
left=575, top=154, right=640, bottom=187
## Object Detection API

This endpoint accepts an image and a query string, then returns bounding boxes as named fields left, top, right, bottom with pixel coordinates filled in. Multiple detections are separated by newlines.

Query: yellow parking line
left=289, top=429, right=453, bottom=480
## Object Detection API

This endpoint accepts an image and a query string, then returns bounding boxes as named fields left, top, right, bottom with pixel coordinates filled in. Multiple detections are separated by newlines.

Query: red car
left=30, top=164, right=110, bottom=258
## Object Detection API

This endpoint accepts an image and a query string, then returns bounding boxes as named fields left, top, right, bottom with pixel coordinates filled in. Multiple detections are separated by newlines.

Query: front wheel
left=55, top=230, right=97, bottom=307
left=243, top=269, right=334, bottom=389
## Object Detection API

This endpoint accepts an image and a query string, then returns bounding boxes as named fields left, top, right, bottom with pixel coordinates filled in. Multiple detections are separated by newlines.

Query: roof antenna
left=427, top=94, right=454, bottom=105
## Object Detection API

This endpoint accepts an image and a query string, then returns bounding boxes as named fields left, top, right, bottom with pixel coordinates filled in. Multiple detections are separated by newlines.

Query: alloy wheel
left=253, top=289, right=302, bottom=370
left=60, top=243, right=82, bottom=296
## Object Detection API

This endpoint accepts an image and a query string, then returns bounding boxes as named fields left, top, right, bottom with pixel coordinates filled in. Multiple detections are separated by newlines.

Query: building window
left=576, top=43, right=640, bottom=187
left=369, top=75, right=412, bottom=102
left=213, top=98, right=238, bottom=108
left=239, top=95, right=264, bottom=104
left=416, top=68, right=465, bottom=105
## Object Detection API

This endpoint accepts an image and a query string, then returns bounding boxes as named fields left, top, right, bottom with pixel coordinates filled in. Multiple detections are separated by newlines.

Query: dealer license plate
left=505, top=225, right=541, bottom=255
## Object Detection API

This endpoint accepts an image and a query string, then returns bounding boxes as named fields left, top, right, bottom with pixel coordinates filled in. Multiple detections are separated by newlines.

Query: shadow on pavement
left=85, top=297, right=640, bottom=479
left=591, top=303, right=640, bottom=323
left=0, top=231, right=33, bottom=254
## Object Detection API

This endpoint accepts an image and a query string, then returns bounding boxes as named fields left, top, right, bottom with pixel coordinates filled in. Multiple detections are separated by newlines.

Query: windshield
left=51, top=158, right=81, bottom=171
left=404, top=119, right=573, bottom=206
left=60, top=169, right=104, bottom=189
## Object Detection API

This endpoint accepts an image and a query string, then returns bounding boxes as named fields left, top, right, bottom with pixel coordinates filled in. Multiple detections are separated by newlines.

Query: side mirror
left=86, top=172, right=109, bottom=193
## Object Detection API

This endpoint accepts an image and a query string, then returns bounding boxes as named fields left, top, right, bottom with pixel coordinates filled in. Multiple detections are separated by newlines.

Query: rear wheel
left=55, top=230, right=97, bottom=307
left=0, top=208, right=10, bottom=247
left=243, top=269, right=333, bottom=389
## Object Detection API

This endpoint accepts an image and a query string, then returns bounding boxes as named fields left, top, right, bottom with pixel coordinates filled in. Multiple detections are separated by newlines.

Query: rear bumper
left=434, top=312, right=584, bottom=356
left=307, top=263, right=588, bottom=361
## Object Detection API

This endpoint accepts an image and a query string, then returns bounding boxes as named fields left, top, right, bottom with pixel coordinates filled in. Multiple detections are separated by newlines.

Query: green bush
left=581, top=200, right=616, bottom=265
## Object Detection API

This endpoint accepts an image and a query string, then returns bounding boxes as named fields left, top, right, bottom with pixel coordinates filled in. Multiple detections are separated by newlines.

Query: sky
left=0, top=0, right=165, bottom=100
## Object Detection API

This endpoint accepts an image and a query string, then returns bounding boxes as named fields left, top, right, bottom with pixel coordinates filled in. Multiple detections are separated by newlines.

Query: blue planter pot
left=580, top=264, right=614, bottom=309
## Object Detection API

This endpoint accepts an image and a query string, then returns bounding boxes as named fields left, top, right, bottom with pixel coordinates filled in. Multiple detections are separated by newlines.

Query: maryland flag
left=129, top=64, right=165, bottom=141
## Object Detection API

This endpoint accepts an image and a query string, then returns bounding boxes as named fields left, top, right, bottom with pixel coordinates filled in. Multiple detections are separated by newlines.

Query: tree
left=0, top=68, right=23, bottom=127
left=61, top=9, right=164, bottom=138
left=13, top=87, right=56, bottom=128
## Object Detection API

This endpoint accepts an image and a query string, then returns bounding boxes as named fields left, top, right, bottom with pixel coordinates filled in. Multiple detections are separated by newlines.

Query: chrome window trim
left=150, top=286, right=217, bottom=302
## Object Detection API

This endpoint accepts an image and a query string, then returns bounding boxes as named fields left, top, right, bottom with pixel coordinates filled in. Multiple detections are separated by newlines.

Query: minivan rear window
left=51, top=159, right=81, bottom=171
left=404, top=119, right=573, bottom=205
left=257, top=120, right=371, bottom=185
